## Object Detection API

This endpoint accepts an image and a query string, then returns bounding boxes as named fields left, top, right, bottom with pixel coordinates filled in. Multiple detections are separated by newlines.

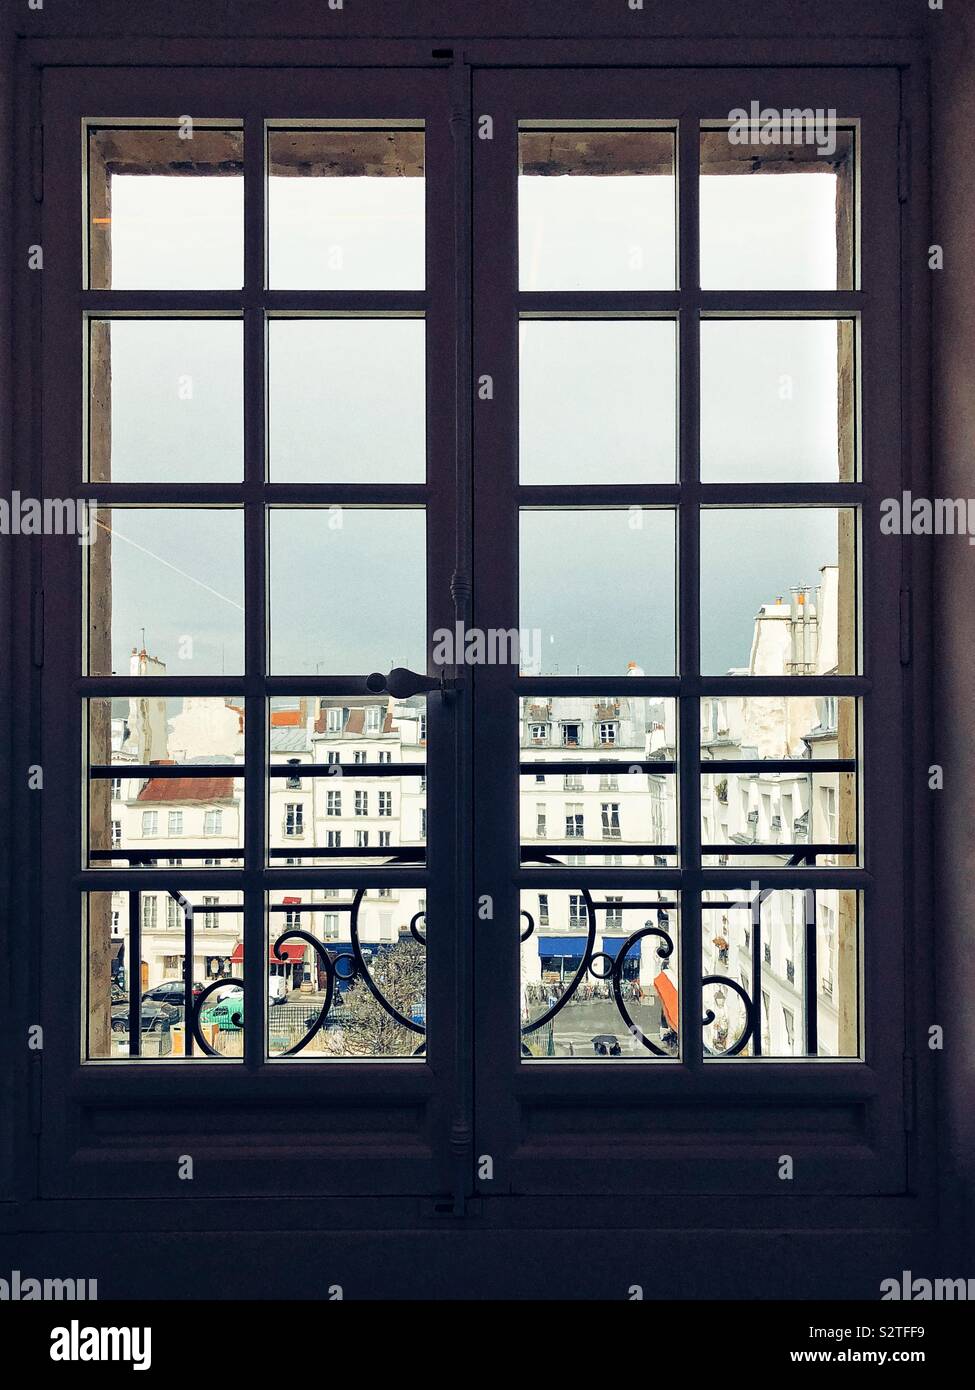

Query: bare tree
left=323, top=940, right=425, bottom=1057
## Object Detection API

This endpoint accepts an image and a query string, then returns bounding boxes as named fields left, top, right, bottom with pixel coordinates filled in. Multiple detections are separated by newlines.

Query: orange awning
left=654, top=971, right=678, bottom=1030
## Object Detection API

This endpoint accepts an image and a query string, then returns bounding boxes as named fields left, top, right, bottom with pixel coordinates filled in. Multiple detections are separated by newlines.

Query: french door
left=36, top=59, right=908, bottom=1206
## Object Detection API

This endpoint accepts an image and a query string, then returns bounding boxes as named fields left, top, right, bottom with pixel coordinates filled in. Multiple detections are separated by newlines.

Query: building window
left=167, top=810, right=183, bottom=836
left=142, top=895, right=158, bottom=930
left=568, top=895, right=587, bottom=929
left=378, top=750, right=392, bottom=764
left=141, top=810, right=158, bottom=836
left=598, top=770, right=619, bottom=792
left=323, top=913, right=340, bottom=940
left=378, top=790, right=392, bottom=817
left=204, top=809, right=223, bottom=836
left=326, top=790, right=342, bottom=816
left=598, top=721, right=618, bottom=746
left=355, top=791, right=368, bottom=816
left=284, top=906, right=300, bottom=930
left=110, top=776, right=122, bottom=798
left=355, top=829, right=369, bottom=848
left=284, top=803, right=304, bottom=837
left=420, top=808, right=427, bottom=838
left=326, top=830, right=342, bottom=849
left=560, top=723, right=581, bottom=747
left=538, top=893, right=550, bottom=926
left=600, top=803, right=621, bottom=839
left=605, top=896, right=623, bottom=929
left=564, top=803, right=584, bottom=838
left=353, top=750, right=367, bottom=765
left=203, top=896, right=219, bottom=930
left=529, top=723, right=548, bottom=745
left=111, top=819, right=122, bottom=848
left=327, top=707, right=343, bottom=733
left=563, top=772, right=583, bottom=790
left=166, top=896, right=179, bottom=930
left=326, top=750, right=340, bottom=765
left=535, top=805, right=547, bottom=837
left=378, top=829, right=391, bottom=848
left=286, top=758, right=302, bottom=790
left=366, top=706, right=382, bottom=732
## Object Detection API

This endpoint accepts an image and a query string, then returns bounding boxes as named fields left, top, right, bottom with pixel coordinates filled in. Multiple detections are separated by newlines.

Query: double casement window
left=29, top=56, right=912, bottom=1210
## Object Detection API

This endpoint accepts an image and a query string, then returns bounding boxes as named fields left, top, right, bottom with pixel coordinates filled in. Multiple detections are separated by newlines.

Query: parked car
left=200, top=984, right=286, bottom=1031
left=142, top=980, right=204, bottom=1008
left=110, top=1000, right=180, bottom=1035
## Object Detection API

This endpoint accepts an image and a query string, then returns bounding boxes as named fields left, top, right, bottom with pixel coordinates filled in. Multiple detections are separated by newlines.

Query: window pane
left=87, top=509, right=245, bottom=676
left=700, top=508, right=857, bottom=676
left=267, top=888, right=427, bottom=1058
left=701, top=890, right=859, bottom=1058
left=520, top=509, right=677, bottom=676
left=268, top=318, right=425, bottom=483
left=700, top=126, right=855, bottom=290
left=85, top=889, right=244, bottom=1060
left=519, top=319, right=677, bottom=484
left=86, top=697, right=245, bottom=869
left=267, top=127, right=425, bottom=290
left=520, top=695, right=677, bottom=866
left=87, top=126, right=244, bottom=290
left=268, top=508, right=426, bottom=674
left=88, top=319, right=243, bottom=483
left=519, top=127, right=677, bottom=290
left=701, top=319, right=855, bottom=483
left=521, top=890, right=680, bottom=1059
left=268, top=696, right=427, bottom=866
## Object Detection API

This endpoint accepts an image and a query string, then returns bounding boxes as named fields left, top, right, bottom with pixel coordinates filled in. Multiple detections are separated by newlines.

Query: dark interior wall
left=932, top=5, right=975, bottom=1266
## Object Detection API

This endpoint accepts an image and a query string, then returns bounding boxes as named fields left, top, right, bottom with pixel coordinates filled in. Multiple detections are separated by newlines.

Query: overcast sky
left=100, top=165, right=845, bottom=677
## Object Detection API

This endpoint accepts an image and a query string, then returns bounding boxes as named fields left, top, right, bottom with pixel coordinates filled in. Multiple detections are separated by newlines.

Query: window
left=141, top=811, right=158, bottom=837
left=326, top=830, right=342, bottom=849
left=110, top=776, right=122, bottom=798
left=203, top=896, right=219, bottom=929
left=355, top=791, right=369, bottom=816
left=284, top=905, right=300, bottom=930
left=111, top=819, right=122, bottom=848
left=600, top=803, right=621, bottom=839
left=378, top=750, right=392, bottom=764
left=564, top=804, right=584, bottom=838
left=322, top=913, right=340, bottom=941
left=605, top=896, right=623, bottom=929
left=378, top=790, right=392, bottom=817
left=284, top=804, right=304, bottom=837
left=366, top=706, right=382, bottom=732
left=166, top=896, right=179, bottom=930
left=560, top=723, right=581, bottom=747
left=326, top=790, right=341, bottom=817
left=529, top=723, right=548, bottom=744
left=204, top=809, right=223, bottom=836
left=286, top=759, right=302, bottom=790
left=142, top=895, right=158, bottom=930
left=568, top=895, right=586, bottom=929
left=563, top=772, right=583, bottom=790
left=538, top=893, right=550, bottom=926
left=353, top=750, right=367, bottom=765
left=378, top=830, right=391, bottom=848
left=598, top=721, right=618, bottom=746
left=326, top=750, right=340, bottom=765
left=167, top=810, right=183, bottom=836
left=535, top=805, right=547, bottom=837
left=355, top=830, right=369, bottom=848
left=598, top=770, right=619, bottom=792
left=327, top=707, right=343, bottom=733
left=377, top=888, right=392, bottom=899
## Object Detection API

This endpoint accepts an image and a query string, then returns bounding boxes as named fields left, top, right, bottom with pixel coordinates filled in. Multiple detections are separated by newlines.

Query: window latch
left=365, top=666, right=463, bottom=701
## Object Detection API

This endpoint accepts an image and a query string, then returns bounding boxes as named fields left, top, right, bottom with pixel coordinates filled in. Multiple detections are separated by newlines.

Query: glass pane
left=701, top=694, right=857, bottom=758
left=701, top=319, right=855, bottom=483
left=87, top=126, right=244, bottom=290
left=521, top=890, right=680, bottom=1059
left=88, top=319, right=243, bottom=483
left=86, top=697, right=245, bottom=869
left=268, top=318, right=425, bottom=483
left=87, top=508, right=245, bottom=676
left=520, top=695, right=677, bottom=866
left=700, top=126, right=855, bottom=290
left=267, top=888, right=427, bottom=1058
left=267, top=127, right=425, bottom=290
left=702, top=772, right=857, bottom=866
left=519, top=127, right=677, bottom=290
left=520, top=509, right=677, bottom=676
left=268, top=696, right=427, bottom=866
left=268, top=509, right=425, bottom=674
left=85, top=889, right=244, bottom=1059
left=700, top=508, right=857, bottom=676
left=701, top=889, right=859, bottom=1058
left=519, top=319, right=677, bottom=485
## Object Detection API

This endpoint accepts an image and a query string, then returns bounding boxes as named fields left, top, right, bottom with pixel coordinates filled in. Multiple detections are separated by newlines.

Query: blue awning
left=602, top=935, right=642, bottom=956
left=538, top=935, right=588, bottom=955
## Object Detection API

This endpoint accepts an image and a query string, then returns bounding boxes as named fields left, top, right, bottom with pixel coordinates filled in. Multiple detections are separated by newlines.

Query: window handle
left=365, top=666, right=463, bottom=701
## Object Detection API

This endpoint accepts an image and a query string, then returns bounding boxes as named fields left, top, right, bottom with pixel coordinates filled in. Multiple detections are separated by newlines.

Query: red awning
left=230, top=942, right=306, bottom=965
left=654, top=971, right=678, bottom=1031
